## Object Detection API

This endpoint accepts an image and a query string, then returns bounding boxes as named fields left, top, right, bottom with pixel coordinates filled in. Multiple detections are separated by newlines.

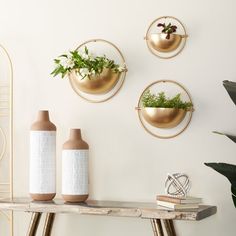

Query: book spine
left=156, top=196, right=180, bottom=204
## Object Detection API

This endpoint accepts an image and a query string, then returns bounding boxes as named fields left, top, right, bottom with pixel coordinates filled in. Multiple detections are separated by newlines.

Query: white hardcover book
left=157, top=200, right=199, bottom=210
left=156, top=195, right=202, bottom=204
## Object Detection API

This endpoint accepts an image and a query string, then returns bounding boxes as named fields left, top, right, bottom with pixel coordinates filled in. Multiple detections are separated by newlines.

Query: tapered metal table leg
left=168, top=220, right=176, bottom=236
left=150, top=219, right=164, bottom=236
left=42, top=213, right=55, bottom=236
left=27, top=212, right=42, bottom=236
left=151, top=219, right=158, bottom=236
left=162, top=219, right=177, bottom=236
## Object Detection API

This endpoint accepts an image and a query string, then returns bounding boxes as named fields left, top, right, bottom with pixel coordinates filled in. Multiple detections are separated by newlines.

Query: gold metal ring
left=136, top=80, right=193, bottom=139
left=0, top=127, right=7, bottom=161
left=145, top=16, right=188, bottom=59
left=0, top=44, right=14, bottom=235
left=70, top=39, right=127, bottom=103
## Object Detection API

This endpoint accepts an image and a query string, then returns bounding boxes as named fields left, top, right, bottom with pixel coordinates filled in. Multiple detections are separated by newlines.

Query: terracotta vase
left=30, top=110, right=56, bottom=201
left=62, top=129, right=89, bottom=202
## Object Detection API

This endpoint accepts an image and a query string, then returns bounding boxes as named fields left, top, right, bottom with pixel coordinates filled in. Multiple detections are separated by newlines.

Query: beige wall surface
left=1, top=0, right=236, bottom=235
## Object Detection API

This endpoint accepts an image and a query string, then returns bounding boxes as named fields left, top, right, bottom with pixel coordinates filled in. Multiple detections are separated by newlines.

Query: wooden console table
left=0, top=198, right=216, bottom=236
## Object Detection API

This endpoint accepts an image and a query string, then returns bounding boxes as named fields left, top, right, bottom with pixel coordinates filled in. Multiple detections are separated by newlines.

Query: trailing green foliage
left=141, top=90, right=193, bottom=110
left=157, top=22, right=177, bottom=39
left=51, top=47, right=125, bottom=79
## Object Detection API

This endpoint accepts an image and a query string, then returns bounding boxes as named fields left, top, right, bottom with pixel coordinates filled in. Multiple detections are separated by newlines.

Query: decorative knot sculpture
left=165, top=173, right=190, bottom=197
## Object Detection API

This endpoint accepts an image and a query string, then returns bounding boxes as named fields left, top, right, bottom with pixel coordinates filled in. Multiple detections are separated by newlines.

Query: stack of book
left=156, top=195, right=202, bottom=210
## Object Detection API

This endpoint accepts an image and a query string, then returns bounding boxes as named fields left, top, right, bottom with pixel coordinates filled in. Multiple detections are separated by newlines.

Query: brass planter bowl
left=69, top=68, right=121, bottom=95
left=148, top=33, right=182, bottom=53
left=141, top=107, right=187, bottom=128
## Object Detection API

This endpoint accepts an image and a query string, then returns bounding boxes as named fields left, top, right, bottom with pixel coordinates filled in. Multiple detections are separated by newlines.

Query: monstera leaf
left=223, top=80, right=236, bottom=106
left=213, top=131, right=236, bottom=144
left=205, top=162, right=236, bottom=207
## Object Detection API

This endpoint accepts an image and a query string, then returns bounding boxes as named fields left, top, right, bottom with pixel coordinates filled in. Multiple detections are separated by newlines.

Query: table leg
left=27, top=212, right=42, bottom=236
left=169, top=220, right=176, bottom=236
left=150, top=219, right=164, bottom=236
left=42, top=213, right=55, bottom=236
left=162, top=220, right=177, bottom=236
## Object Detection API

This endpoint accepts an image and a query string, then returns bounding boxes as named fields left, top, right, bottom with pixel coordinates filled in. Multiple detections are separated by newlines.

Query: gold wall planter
left=136, top=80, right=193, bottom=139
left=145, top=16, right=188, bottom=59
left=149, top=33, right=182, bottom=53
left=69, top=68, right=121, bottom=95
left=70, top=39, right=127, bottom=103
left=141, top=107, right=186, bottom=128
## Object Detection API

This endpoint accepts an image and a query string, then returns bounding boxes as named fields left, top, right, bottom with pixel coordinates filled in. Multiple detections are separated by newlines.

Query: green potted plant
left=149, top=22, right=182, bottom=52
left=140, top=90, right=193, bottom=128
left=51, top=47, right=126, bottom=94
left=205, top=80, right=236, bottom=207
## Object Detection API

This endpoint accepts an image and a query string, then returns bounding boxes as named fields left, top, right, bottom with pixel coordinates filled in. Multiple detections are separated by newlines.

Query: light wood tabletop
left=0, top=198, right=217, bottom=236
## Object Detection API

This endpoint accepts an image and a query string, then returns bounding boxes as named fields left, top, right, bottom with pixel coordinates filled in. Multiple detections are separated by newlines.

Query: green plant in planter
left=51, top=47, right=125, bottom=79
left=157, top=23, right=177, bottom=39
left=141, top=90, right=193, bottom=110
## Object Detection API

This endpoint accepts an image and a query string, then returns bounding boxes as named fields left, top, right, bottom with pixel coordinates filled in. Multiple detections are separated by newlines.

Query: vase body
left=62, top=129, right=89, bottom=202
left=30, top=110, right=56, bottom=201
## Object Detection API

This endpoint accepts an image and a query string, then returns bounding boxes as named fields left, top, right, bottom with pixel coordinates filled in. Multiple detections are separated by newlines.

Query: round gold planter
left=136, top=80, right=194, bottom=139
left=148, top=33, right=182, bottom=53
left=145, top=16, right=188, bottom=59
left=70, top=39, right=127, bottom=103
left=141, top=107, right=187, bottom=128
left=69, top=68, right=121, bottom=95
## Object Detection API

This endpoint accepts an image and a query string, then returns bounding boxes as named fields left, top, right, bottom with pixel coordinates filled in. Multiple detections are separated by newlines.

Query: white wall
left=1, top=0, right=236, bottom=235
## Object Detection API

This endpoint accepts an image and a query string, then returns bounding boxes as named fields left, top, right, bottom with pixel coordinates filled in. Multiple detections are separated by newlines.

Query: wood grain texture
left=0, top=198, right=216, bottom=221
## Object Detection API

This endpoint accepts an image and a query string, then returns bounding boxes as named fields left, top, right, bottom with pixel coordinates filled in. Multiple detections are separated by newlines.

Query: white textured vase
left=62, top=129, right=89, bottom=202
left=29, top=110, right=56, bottom=201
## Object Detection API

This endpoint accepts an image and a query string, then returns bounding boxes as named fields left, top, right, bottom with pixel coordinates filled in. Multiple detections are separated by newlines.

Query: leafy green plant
left=205, top=80, right=236, bottom=208
left=205, top=163, right=236, bottom=207
left=157, top=23, right=177, bottom=39
left=141, top=90, right=193, bottom=110
left=51, top=47, right=125, bottom=79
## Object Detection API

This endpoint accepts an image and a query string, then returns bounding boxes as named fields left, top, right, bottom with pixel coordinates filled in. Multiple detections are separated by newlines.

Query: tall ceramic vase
left=30, top=110, right=56, bottom=201
left=62, top=129, right=89, bottom=202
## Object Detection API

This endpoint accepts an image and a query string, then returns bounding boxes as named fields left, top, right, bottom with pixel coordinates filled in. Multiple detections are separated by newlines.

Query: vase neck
left=37, top=110, right=50, bottom=121
left=70, top=129, right=82, bottom=140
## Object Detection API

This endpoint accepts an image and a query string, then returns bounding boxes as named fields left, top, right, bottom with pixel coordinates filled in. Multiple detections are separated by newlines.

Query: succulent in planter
left=141, top=90, right=193, bottom=128
left=157, top=23, right=177, bottom=39
left=51, top=47, right=126, bottom=94
left=148, top=22, right=181, bottom=53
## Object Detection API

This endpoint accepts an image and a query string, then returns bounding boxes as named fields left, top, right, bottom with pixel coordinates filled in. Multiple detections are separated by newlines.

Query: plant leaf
left=205, top=162, right=236, bottom=186
left=231, top=185, right=236, bottom=207
left=223, top=80, right=236, bottom=106
left=85, top=46, right=88, bottom=55
left=213, top=131, right=236, bottom=143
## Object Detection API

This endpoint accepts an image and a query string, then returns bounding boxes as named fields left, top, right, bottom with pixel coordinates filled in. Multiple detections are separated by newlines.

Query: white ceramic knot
left=165, top=173, right=190, bottom=197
